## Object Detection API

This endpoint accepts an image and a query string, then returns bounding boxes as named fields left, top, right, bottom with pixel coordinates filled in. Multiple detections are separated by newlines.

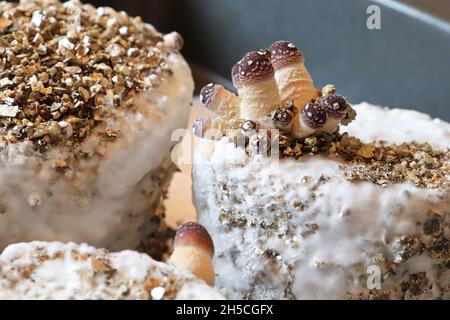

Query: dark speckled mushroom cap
left=238, top=50, right=274, bottom=85
left=301, top=103, right=327, bottom=129
left=321, top=94, right=348, bottom=118
left=269, top=40, right=304, bottom=69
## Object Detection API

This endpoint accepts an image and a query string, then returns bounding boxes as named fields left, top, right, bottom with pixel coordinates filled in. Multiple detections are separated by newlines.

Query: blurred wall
left=173, top=0, right=450, bottom=121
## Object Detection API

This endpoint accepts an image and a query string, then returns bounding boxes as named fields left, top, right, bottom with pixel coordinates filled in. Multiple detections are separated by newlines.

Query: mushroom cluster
left=194, top=41, right=356, bottom=149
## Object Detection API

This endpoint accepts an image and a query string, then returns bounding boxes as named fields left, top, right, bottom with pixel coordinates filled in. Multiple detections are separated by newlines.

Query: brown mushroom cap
left=238, top=50, right=274, bottom=84
left=301, top=103, right=327, bottom=129
left=321, top=94, right=348, bottom=118
left=273, top=107, right=294, bottom=129
left=269, top=40, right=304, bottom=69
left=174, top=222, right=215, bottom=257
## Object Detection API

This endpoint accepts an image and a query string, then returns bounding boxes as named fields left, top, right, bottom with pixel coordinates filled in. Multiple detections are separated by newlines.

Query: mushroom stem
left=270, top=41, right=318, bottom=109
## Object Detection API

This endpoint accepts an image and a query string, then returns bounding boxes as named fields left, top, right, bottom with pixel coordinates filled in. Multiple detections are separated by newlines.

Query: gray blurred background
left=87, top=1, right=450, bottom=120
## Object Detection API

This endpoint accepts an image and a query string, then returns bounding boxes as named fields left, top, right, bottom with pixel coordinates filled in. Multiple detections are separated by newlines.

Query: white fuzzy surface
left=346, top=103, right=450, bottom=149
left=0, top=241, right=224, bottom=300
left=193, top=103, right=450, bottom=299
left=0, top=47, right=194, bottom=252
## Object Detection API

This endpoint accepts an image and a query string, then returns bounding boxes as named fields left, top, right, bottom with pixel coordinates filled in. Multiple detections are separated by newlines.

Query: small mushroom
left=200, top=83, right=240, bottom=120
left=169, top=222, right=215, bottom=286
left=237, top=50, right=281, bottom=126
